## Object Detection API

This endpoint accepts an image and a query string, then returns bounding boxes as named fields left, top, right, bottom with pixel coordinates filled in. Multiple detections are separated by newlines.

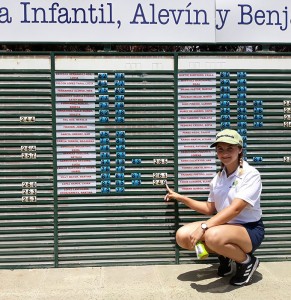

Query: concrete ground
left=0, top=261, right=290, bottom=300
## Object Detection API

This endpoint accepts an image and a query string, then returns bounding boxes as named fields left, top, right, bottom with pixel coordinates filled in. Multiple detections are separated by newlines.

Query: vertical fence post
left=174, top=53, right=180, bottom=264
left=51, top=53, right=59, bottom=268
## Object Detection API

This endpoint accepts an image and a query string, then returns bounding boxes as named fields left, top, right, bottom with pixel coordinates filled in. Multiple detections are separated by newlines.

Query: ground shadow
left=177, top=264, right=263, bottom=293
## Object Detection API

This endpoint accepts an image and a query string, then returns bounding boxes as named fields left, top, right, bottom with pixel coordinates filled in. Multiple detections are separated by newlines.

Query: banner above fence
left=0, top=0, right=290, bottom=44
left=216, top=0, right=291, bottom=43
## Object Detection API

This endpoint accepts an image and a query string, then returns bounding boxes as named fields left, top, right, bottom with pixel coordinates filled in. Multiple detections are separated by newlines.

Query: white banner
left=216, top=0, right=291, bottom=43
left=0, top=0, right=289, bottom=43
left=0, top=0, right=215, bottom=43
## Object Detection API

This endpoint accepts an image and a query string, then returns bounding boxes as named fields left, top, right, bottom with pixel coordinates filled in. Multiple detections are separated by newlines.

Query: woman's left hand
left=189, top=224, right=205, bottom=248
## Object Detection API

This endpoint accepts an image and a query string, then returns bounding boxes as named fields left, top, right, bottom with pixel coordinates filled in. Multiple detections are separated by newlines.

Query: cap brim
left=210, top=138, right=241, bottom=148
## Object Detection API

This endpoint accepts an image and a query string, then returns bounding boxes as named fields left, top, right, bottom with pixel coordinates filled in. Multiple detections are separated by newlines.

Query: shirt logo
left=229, top=179, right=239, bottom=188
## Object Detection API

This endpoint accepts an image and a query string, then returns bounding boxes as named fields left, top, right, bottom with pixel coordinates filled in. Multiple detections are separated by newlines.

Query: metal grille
left=0, top=54, right=290, bottom=269
left=178, top=56, right=291, bottom=263
left=0, top=56, right=54, bottom=268
left=54, top=56, right=177, bottom=267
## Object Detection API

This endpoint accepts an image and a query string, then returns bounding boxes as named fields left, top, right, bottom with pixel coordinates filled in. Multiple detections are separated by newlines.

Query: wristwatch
left=201, top=223, right=208, bottom=231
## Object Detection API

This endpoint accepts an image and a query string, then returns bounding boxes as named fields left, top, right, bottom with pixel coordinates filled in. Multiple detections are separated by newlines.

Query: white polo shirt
left=207, top=161, right=262, bottom=224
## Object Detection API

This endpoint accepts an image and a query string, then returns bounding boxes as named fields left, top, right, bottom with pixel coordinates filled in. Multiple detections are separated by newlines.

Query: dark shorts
left=242, top=219, right=265, bottom=253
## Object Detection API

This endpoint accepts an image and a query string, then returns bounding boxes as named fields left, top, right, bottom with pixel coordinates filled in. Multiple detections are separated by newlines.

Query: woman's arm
left=205, top=198, right=248, bottom=228
left=164, top=184, right=216, bottom=215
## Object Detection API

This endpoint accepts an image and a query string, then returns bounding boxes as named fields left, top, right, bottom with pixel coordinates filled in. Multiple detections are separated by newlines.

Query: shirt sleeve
left=207, top=177, right=215, bottom=203
left=234, top=170, right=262, bottom=207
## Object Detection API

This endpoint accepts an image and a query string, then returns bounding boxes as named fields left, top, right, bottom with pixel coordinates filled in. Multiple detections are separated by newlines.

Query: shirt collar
left=221, top=166, right=241, bottom=179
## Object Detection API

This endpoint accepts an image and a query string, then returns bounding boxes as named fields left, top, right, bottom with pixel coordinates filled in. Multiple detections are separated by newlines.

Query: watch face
left=201, top=223, right=207, bottom=230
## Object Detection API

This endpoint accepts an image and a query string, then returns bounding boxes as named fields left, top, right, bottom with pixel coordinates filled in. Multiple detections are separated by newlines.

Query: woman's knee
left=176, top=222, right=201, bottom=249
left=176, top=226, right=192, bottom=249
left=176, top=226, right=188, bottom=247
left=204, top=227, right=225, bottom=248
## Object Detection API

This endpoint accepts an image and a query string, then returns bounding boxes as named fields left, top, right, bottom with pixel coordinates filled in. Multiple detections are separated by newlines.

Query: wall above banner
left=0, top=0, right=290, bottom=44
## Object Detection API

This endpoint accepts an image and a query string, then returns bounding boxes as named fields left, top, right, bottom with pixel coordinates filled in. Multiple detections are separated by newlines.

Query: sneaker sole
left=231, top=258, right=260, bottom=286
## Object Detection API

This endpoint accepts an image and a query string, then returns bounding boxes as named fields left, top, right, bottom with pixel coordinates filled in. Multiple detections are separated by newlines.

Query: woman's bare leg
left=176, top=222, right=252, bottom=263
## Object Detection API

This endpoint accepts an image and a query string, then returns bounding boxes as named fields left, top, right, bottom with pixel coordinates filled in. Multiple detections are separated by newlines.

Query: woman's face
left=216, top=142, right=242, bottom=168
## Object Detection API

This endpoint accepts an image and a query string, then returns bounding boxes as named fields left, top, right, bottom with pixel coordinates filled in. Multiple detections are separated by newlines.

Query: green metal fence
left=0, top=53, right=290, bottom=269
